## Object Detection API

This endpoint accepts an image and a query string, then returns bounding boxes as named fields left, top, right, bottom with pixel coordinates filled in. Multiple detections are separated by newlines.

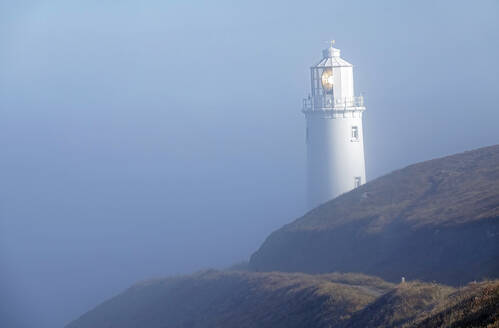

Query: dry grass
left=66, top=269, right=499, bottom=328
left=407, top=280, right=499, bottom=328
left=66, top=270, right=392, bottom=328
left=250, top=145, right=499, bottom=285
left=286, top=145, right=499, bottom=233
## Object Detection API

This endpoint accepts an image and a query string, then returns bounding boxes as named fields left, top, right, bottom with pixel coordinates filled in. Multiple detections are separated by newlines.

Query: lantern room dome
left=313, top=46, right=353, bottom=68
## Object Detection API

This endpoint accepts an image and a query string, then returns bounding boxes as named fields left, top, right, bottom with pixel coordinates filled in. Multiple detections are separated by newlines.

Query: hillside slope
left=409, top=281, right=499, bottom=328
left=342, top=280, right=499, bottom=328
left=343, top=282, right=456, bottom=328
left=250, top=145, right=499, bottom=285
left=65, top=270, right=393, bottom=328
left=66, top=270, right=498, bottom=328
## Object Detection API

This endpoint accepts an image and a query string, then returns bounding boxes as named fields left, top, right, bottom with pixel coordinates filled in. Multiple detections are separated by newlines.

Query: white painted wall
left=304, top=46, right=366, bottom=209
left=306, top=111, right=366, bottom=208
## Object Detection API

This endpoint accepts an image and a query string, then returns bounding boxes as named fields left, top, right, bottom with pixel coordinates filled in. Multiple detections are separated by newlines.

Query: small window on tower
left=351, top=126, right=359, bottom=141
left=354, top=176, right=362, bottom=188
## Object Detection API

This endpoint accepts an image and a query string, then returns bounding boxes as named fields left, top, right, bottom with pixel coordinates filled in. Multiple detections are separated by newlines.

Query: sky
left=1, top=0, right=498, bottom=327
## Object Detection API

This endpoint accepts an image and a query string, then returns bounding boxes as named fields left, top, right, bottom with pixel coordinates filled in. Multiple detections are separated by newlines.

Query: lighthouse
left=303, top=41, right=366, bottom=209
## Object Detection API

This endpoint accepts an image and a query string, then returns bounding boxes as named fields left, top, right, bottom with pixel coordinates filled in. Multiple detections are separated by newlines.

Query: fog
left=1, top=0, right=498, bottom=327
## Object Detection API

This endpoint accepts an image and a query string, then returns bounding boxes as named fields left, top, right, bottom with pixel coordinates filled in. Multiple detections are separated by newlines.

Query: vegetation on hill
left=65, top=270, right=393, bottom=328
left=67, top=146, right=499, bottom=327
left=341, top=280, right=499, bottom=328
left=66, top=270, right=498, bottom=328
left=408, top=281, right=499, bottom=328
left=250, top=145, right=499, bottom=285
left=343, top=282, right=456, bottom=328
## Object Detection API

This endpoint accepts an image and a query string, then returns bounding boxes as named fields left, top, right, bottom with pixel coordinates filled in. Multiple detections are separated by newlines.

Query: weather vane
left=325, top=40, right=335, bottom=48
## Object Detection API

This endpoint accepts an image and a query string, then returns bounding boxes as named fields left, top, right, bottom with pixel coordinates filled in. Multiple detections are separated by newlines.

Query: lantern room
left=304, top=42, right=363, bottom=111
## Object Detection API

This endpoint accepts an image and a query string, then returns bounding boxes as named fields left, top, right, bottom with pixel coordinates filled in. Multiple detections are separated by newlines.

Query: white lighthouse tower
left=303, top=42, right=366, bottom=209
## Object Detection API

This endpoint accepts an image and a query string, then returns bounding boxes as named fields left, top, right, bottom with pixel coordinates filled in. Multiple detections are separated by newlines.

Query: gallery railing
left=303, top=96, right=365, bottom=111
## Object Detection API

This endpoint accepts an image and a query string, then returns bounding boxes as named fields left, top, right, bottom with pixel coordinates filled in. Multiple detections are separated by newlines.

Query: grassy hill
left=65, top=270, right=393, bottom=328
left=342, top=280, right=499, bottom=328
left=408, top=280, right=499, bottom=328
left=250, top=145, right=499, bottom=285
left=343, top=282, right=456, bottom=328
left=67, top=146, right=499, bottom=327
left=65, top=270, right=498, bottom=328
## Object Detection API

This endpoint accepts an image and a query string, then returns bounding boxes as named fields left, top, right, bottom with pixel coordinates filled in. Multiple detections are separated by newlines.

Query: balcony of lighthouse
left=302, top=95, right=365, bottom=113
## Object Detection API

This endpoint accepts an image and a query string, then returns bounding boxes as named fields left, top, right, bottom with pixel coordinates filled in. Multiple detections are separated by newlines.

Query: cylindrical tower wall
left=304, top=45, right=366, bottom=209
left=306, top=111, right=366, bottom=208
